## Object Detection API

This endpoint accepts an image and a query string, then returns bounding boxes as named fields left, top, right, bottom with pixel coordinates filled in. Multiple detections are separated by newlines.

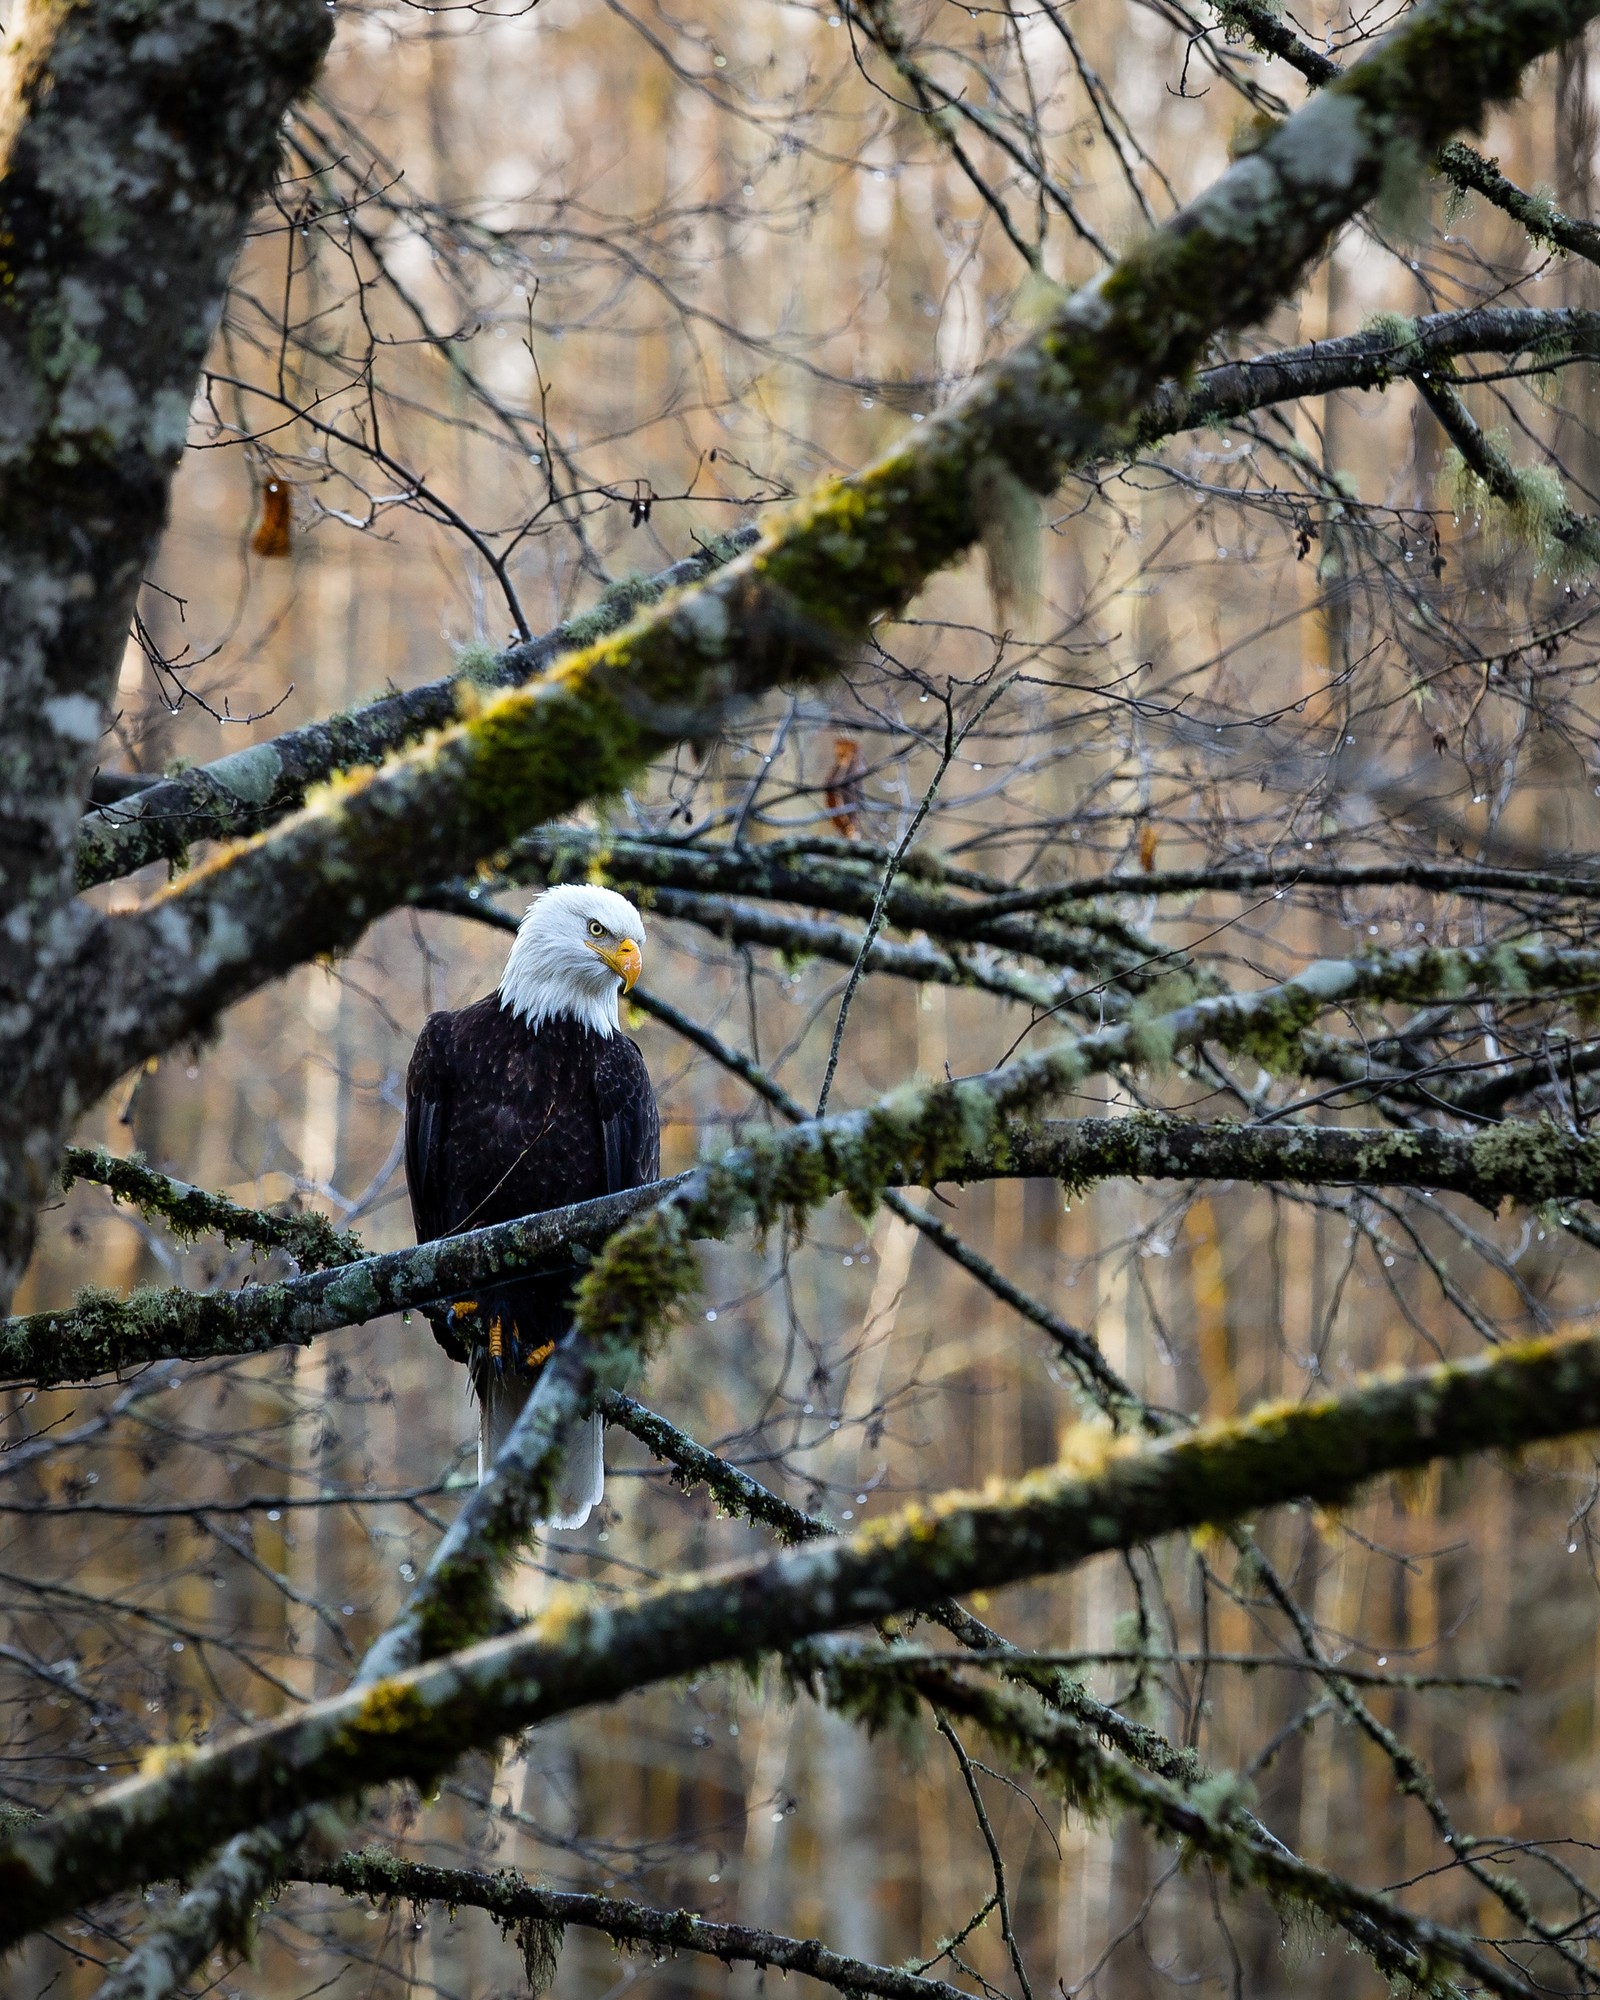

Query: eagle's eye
left=587, top=919, right=607, bottom=938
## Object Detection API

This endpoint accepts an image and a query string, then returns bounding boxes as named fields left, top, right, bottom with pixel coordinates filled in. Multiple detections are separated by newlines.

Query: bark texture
left=0, top=0, right=333, bottom=1306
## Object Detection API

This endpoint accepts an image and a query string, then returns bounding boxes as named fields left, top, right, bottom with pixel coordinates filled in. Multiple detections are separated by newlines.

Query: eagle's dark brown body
left=404, top=994, right=660, bottom=1385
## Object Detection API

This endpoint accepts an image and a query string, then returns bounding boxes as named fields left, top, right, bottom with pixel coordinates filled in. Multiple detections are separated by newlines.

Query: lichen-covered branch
left=607, top=1393, right=1482, bottom=1994
left=11, top=1325, right=1600, bottom=1940
left=1137, top=304, right=1600, bottom=446
left=1437, top=137, right=1600, bottom=261
left=0, top=1177, right=685, bottom=1389
left=74, top=533, right=756, bottom=893
left=91, top=1820, right=309, bottom=2000
left=1417, top=370, right=1600, bottom=570
left=993, top=1111, right=1600, bottom=1213
left=60, top=1146, right=363, bottom=1271
left=964, top=846, right=1600, bottom=911
left=300, top=1848, right=979, bottom=2000
left=95, top=1248, right=626, bottom=1996
left=567, top=940, right=1600, bottom=1374
left=64, top=0, right=1600, bottom=1115
left=75, top=300, right=1600, bottom=901
left=838, top=1657, right=1537, bottom=2000
left=602, top=1389, right=838, bottom=1542
left=1215, top=0, right=1600, bottom=268
left=14, top=992, right=1600, bottom=1392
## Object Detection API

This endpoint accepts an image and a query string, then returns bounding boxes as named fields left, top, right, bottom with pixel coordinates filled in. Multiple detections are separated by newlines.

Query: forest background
left=8, top=0, right=1600, bottom=1995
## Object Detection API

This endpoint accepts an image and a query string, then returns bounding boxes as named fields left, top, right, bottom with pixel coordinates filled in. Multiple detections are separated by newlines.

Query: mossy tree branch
left=59, top=1147, right=363, bottom=1271
left=0, top=1177, right=687, bottom=1389
left=1417, top=368, right=1600, bottom=568
left=1137, top=304, right=1600, bottom=444
left=14, top=944, right=1600, bottom=1391
left=829, top=1656, right=1537, bottom=2000
left=604, top=1393, right=1488, bottom=1994
left=73, top=532, right=758, bottom=893
left=11, top=1326, right=1600, bottom=1942
left=300, top=1849, right=981, bottom=2000
left=1214, top=0, right=1600, bottom=268
left=566, top=939, right=1600, bottom=1376
left=67, top=308, right=1595, bottom=903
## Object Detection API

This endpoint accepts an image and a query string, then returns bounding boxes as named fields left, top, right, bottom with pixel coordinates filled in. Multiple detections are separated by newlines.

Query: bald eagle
left=405, top=884, right=659, bottom=1526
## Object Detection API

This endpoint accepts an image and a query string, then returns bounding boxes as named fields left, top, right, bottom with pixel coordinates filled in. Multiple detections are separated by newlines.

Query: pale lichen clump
left=1447, top=436, right=1600, bottom=579
left=1359, top=309, right=1424, bottom=379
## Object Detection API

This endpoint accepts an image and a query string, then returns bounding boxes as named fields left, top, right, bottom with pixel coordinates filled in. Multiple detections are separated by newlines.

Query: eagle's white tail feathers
left=548, top=1410, right=605, bottom=1530
left=477, top=1386, right=604, bottom=1531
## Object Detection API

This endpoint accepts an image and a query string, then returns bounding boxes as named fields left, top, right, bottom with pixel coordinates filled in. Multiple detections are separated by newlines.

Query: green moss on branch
left=74, top=534, right=758, bottom=892
left=10, top=1325, right=1600, bottom=1941
left=301, top=1849, right=976, bottom=2000
left=59, top=1147, right=362, bottom=1270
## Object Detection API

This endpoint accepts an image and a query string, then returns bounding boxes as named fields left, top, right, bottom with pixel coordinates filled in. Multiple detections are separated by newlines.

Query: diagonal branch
left=10, top=1324, right=1600, bottom=1943
left=1416, top=367, right=1600, bottom=566
left=600, top=1394, right=1489, bottom=1996
left=60, top=1146, right=363, bottom=1271
left=1215, top=0, right=1600, bottom=267
left=74, top=532, right=757, bottom=893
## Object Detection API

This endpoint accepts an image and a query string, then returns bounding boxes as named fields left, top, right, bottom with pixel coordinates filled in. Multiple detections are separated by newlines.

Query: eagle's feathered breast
left=405, top=994, right=660, bottom=1377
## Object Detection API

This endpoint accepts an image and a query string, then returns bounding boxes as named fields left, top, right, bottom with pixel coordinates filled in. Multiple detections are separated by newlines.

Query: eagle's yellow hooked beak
left=592, top=936, right=642, bottom=993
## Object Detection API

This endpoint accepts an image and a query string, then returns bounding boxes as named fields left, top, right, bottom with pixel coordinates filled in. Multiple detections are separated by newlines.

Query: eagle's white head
left=498, top=883, right=646, bottom=1037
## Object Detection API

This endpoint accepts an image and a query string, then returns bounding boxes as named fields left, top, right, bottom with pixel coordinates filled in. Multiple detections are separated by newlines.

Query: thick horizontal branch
left=13, top=944, right=1600, bottom=1392
left=59, top=1147, right=362, bottom=1271
left=63, top=0, right=1599, bottom=1099
left=0, top=1177, right=685, bottom=1389
left=1001, top=1112, right=1600, bottom=1212
left=12, top=1097, right=1600, bottom=1391
left=1138, top=305, right=1600, bottom=446
left=9, top=1325, right=1600, bottom=1940
left=300, top=1850, right=976, bottom=2000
